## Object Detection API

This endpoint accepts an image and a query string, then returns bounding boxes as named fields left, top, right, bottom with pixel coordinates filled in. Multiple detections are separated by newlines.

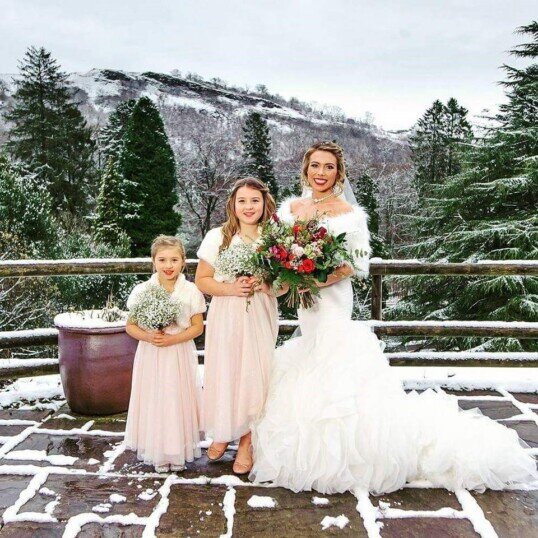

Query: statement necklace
left=312, top=190, right=337, bottom=205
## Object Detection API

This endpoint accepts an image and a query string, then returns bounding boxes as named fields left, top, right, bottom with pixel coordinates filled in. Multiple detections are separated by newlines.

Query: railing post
left=371, top=274, right=383, bottom=320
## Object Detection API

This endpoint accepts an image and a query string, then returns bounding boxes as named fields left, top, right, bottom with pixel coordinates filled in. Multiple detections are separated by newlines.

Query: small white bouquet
left=214, top=242, right=260, bottom=280
left=128, top=284, right=183, bottom=331
left=214, top=242, right=263, bottom=310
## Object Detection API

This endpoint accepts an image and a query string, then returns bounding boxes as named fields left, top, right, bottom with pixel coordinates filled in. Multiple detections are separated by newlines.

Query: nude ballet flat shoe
left=233, top=447, right=253, bottom=475
left=207, top=442, right=229, bottom=462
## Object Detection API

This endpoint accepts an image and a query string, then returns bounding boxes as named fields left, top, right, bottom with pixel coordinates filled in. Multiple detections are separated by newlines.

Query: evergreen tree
left=4, top=46, right=95, bottom=214
left=410, top=98, right=472, bottom=203
left=394, top=22, right=538, bottom=351
left=118, top=96, right=181, bottom=255
left=93, top=158, right=127, bottom=246
left=98, top=99, right=136, bottom=164
left=242, top=112, right=278, bottom=197
left=353, top=172, right=389, bottom=317
left=0, top=153, right=57, bottom=257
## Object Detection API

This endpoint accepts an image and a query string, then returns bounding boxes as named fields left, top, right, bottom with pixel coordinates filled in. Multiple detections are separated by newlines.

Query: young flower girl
left=195, top=177, right=283, bottom=474
left=125, top=235, right=206, bottom=472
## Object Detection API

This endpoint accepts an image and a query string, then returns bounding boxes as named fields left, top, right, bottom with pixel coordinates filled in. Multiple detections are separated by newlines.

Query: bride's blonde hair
left=220, top=177, right=276, bottom=253
left=300, top=141, right=346, bottom=189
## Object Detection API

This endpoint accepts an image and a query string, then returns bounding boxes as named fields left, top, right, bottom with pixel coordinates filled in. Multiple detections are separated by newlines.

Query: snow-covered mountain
left=0, top=69, right=409, bottom=164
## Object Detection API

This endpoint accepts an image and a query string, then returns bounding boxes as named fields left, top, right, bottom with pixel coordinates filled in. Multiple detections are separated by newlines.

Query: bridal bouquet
left=214, top=242, right=264, bottom=311
left=254, top=213, right=356, bottom=309
left=128, top=284, right=183, bottom=331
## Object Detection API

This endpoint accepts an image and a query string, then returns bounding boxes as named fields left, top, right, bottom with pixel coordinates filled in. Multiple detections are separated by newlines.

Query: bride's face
left=306, top=150, right=338, bottom=194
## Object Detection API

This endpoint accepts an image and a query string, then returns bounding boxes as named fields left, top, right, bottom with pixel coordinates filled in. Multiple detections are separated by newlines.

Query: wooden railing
left=1, top=258, right=537, bottom=379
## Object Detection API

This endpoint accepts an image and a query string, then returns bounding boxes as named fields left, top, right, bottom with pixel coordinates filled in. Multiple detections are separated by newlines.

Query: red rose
left=317, top=227, right=327, bottom=238
left=272, top=213, right=280, bottom=223
left=284, top=261, right=292, bottom=269
left=279, top=247, right=288, bottom=261
left=293, top=225, right=301, bottom=236
left=302, top=259, right=315, bottom=273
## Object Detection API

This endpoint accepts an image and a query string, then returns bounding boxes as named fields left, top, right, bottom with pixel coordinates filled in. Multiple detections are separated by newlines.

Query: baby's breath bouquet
left=128, top=284, right=183, bottom=331
left=214, top=242, right=264, bottom=310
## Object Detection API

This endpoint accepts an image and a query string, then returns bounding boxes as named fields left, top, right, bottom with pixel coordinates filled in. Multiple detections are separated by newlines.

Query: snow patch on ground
left=0, top=375, right=64, bottom=407
left=92, top=503, right=112, bottom=513
left=247, top=495, right=277, bottom=508
left=312, top=496, right=330, bottom=505
left=138, top=488, right=157, bottom=501
left=321, top=514, right=350, bottom=530
left=6, top=450, right=77, bottom=466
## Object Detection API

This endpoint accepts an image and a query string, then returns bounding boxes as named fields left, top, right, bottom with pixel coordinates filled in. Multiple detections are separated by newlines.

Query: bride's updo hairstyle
left=300, top=141, right=347, bottom=190
left=220, top=177, right=276, bottom=253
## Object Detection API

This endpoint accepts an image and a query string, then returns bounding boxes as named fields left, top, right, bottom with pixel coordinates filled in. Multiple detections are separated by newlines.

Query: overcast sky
left=2, top=0, right=535, bottom=130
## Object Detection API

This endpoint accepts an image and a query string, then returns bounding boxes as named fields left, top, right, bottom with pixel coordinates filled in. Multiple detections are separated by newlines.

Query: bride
left=249, top=141, right=537, bottom=495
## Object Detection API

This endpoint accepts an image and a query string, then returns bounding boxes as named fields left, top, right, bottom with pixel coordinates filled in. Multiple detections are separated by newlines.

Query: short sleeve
left=189, top=285, right=207, bottom=316
left=345, top=209, right=371, bottom=278
left=196, top=227, right=223, bottom=267
left=126, top=282, right=146, bottom=310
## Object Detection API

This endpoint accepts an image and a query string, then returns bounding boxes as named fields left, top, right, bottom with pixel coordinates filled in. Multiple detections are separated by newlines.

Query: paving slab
left=2, top=432, right=121, bottom=469
left=379, top=517, right=479, bottom=537
left=156, top=483, right=228, bottom=537
left=233, top=486, right=367, bottom=536
left=78, top=523, right=145, bottom=537
left=0, top=424, right=31, bottom=437
left=511, top=393, right=538, bottom=405
left=457, top=400, right=522, bottom=420
left=111, top=448, right=250, bottom=484
left=0, top=409, right=53, bottom=421
left=443, top=390, right=503, bottom=397
left=0, top=521, right=66, bottom=537
left=19, top=474, right=163, bottom=519
left=372, top=487, right=461, bottom=511
left=501, top=420, right=538, bottom=447
left=472, top=489, right=538, bottom=538
left=0, top=474, right=33, bottom=525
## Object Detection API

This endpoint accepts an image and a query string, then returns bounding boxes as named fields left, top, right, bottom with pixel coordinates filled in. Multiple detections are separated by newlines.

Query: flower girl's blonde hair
left=150, top=235, right=186, bottom=271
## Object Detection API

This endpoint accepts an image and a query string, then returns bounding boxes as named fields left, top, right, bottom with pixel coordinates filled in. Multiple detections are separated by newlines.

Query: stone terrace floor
left=0, top=388, right=537, bottom=537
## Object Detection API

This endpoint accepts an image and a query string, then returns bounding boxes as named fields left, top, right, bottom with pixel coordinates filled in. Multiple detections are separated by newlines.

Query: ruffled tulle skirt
left=125, top=335, right=202, bottom=467
left=203, top=292, right=278, bottom=442
left=250, top=321, right=537, bottom=494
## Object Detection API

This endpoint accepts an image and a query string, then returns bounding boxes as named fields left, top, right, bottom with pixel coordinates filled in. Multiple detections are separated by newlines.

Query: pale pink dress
left=197, top=227, right=279, bottom=443
left=124, top=273, right=207, bottom=467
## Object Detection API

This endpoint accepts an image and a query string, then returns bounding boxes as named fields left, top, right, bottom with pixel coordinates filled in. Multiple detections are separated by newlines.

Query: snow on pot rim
left=54, top=310, right=128, bottom=333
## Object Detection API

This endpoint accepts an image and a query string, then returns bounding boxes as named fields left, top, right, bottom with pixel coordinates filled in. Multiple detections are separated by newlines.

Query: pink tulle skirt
left=203, top=292, right=278, bottom=442
left=125, top=331, right=202, bottom=467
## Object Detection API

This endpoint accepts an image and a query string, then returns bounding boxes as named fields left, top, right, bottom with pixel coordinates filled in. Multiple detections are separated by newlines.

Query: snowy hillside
left=0, top=69, right=409, bottom=152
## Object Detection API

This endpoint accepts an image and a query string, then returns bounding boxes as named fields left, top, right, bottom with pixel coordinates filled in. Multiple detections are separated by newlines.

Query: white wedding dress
left=249, top=197, right=537, bottom=494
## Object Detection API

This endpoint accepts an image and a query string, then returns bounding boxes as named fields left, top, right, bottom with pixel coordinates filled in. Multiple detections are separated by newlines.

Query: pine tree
left=394, top=22, right=538, bottom=351
left=118, top=97, right=181, bottom=255
left=98, top=99, right=136, bottom=164
left=93, top=158, right=127, bottom=246
left=353, top=172, right=389, bottom=317
left=242, top=112, right=278, bottom=197
left=4, top=46, right=96, bottom=214
left=0, top=153, right=57, bottom=257
left=410, top=99, right=472, bottom=204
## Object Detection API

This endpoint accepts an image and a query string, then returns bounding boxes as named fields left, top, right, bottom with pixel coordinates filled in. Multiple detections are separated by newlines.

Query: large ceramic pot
left=54, top=311, right=138, bottom=415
